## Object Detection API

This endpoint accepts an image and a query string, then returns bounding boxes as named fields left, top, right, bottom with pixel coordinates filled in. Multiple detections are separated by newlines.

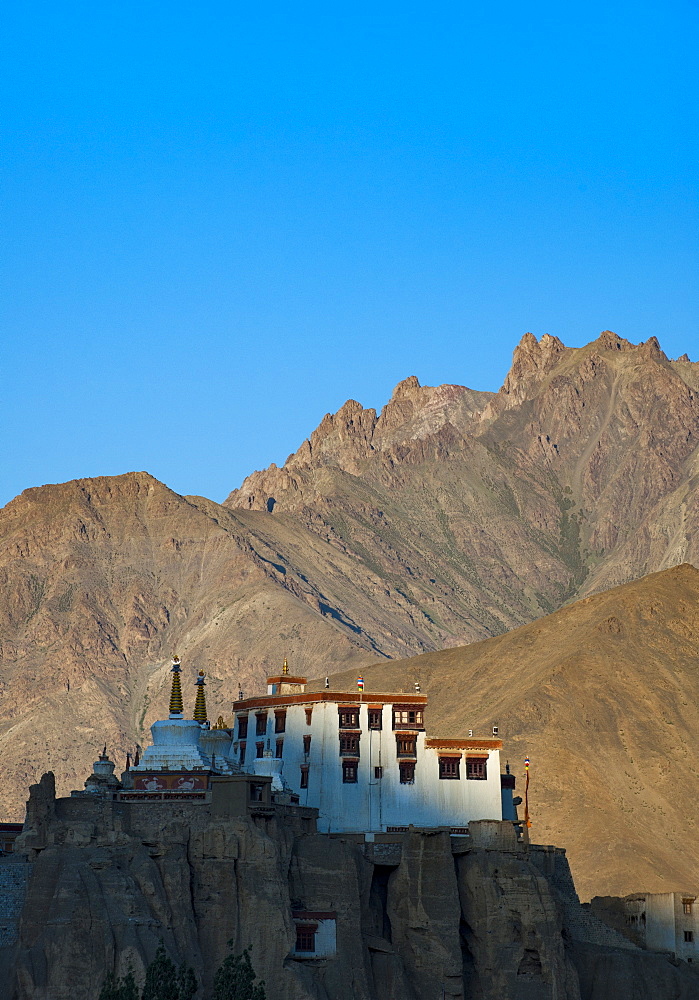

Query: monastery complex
left=117, top=657, right=520, bottom=837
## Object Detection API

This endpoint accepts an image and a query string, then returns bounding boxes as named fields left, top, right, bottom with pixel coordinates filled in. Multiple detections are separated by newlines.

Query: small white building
left=233, top=667, right=505, bottom=835
left=593, top=892, right=699, bottom=963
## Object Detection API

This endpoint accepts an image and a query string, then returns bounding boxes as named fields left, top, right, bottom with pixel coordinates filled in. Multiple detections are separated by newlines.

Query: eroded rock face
left=2, top=795, right=698, bottom=1000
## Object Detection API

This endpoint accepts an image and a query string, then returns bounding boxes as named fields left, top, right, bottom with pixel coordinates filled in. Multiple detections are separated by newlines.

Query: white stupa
left=129, top=657, right=212, bottom=772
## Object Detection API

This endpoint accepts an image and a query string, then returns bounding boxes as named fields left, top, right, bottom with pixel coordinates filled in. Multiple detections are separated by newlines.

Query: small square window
left=338, top=707, right=359, bottom=728
left=439, top=757, right=460, bottom=779
left=339, top=734, right=360, bottom=756
left=466, top=757, right=487, bottom=780
left=396, top=735, right=417, bottom=757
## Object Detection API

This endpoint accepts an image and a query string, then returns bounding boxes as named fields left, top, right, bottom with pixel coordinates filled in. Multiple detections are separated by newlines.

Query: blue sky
left=2, top=2, right=697, bottom=509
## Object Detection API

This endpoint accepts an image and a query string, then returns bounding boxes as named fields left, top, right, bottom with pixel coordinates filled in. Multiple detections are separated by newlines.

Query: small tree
left=141, top=943, right=179, bottom=1000
left=98, top=972, right=121, bottom=1000
left=176, top=962, right=197, bottom=1000
left=98, top=946, right=197, bottom=1000
left=120, top=970, right=139, bottom=1000
left=98, top=968, right=138, bottom=1000
left=212, top=945, right=266, bottom=1000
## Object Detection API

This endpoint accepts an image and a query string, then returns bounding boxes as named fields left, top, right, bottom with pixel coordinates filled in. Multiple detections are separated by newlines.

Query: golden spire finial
left=169, top=656, right=184, bottom=717
left=282, top=657, right=289, bottom=675
left=193, top=669, right=208, bottom=724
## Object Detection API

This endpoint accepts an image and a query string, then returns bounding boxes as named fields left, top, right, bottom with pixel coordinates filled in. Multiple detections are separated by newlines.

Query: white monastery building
left=114, top=657, right=517, bottom=838
left=235, top=662, right=506, bottom=834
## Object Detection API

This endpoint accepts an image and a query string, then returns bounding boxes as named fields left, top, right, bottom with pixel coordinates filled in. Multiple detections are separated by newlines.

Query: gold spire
left=282, top=657, right=289, bottom=675
left=193, top=670, right=208, bottom=724
left=169, top=656, right=184, bottom=717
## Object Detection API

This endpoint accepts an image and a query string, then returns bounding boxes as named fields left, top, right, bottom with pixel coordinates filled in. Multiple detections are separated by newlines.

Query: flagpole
left=524, top=756, right=531, bottom=830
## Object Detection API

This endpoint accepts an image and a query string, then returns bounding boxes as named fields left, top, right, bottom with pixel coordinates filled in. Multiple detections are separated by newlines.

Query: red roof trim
left=235, top=691, right=428, bottom=711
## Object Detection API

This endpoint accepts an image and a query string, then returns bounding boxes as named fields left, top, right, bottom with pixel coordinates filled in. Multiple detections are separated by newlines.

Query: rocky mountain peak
left=500, top=331, right=567, bottom=401
left=391, top=375, right=422, bottom=399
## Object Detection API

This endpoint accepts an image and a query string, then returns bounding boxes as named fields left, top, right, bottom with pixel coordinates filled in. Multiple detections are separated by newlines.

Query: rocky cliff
left=1, top=775, right=696, bottom=1000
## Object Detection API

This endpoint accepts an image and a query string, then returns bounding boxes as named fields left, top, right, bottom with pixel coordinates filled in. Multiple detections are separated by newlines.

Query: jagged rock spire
left=193, top=670, right=208, bottom=724
left=169, top=656, right=184, bottom=718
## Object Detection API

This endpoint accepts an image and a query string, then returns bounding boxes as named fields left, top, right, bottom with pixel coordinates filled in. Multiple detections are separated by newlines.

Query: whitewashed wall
left=233, top=700, right=502, bottom=834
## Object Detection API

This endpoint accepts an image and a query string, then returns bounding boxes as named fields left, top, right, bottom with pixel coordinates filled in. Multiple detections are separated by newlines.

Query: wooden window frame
left=303, top=734, right=312, bottom=755
left=339, top=734, right=360, bottom=756
left=295, top=924, right=318, bottom=952
left=237, top=716, right=248, bottom=739
left=274, top=710, right=287, bottom=733
left=300, top=766, right=309, bottom=789
left=255, top=741, right=264, bottom=759
left=275, top=738, right=284, bottom=759
left=342, top=760, right=358, bottom=783
left=466, top=757, right=487, bottom=780
left=338, top=707, right=360, bottom=729
left=399, top=761, right=416, bottom=784
left=255, top=713, right=268, bottom=736
left=392, top=706, right=424, bottom=729
left=305, top=708, right=313, bottom=726
left=396, top=735, right=417, bottom=757
left=439, top=756, right=461, bottom=779
left=368, top=709, right=382, bottom=730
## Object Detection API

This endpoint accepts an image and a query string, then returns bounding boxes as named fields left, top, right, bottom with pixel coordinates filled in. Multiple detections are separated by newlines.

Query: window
left=374, top=766, right=383, bottom=779
left=683, top=899, right=695, bottom=915
left=250, top=782, right=265, bottom=802
left=256, top=741, right=264, bottom=759
left=396, top=735, right=417, bottom=757
left=399, top=761, right=416, bottom=783
left=466, top=757, right=487, bottom=780
left=295, top=924, right=317, bottom=952
left=685, top=931, right=694, bottom=943
left=338, top=707, right=360, bottom=728
left=275, top=710, right=287, bottom=733
left=342, top=760, right=358, bottom=783
left=368, top=709, right=382, bottom=730
left=239, top=742, right=246, bottom=763
left=305, top=708, right=313, bottom=725
left=303, top=735, right=312, bottom=755
left=237, top=716, right=248, bottom=739
left=392, top=707, right=424, bottom=729
left=439, top=756, right=460, bottom=779
left=300, top=766, right=309, bottom=789
left=339, top=734, right=360, bottom=756
left=275, top=739, right=284, bottom=758
left=256, top=713, right=268, bottom=736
